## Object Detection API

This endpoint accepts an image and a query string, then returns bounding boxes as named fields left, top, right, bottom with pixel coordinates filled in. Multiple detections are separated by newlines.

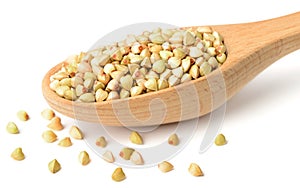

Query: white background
left=0, top=0, right=300, bottom=187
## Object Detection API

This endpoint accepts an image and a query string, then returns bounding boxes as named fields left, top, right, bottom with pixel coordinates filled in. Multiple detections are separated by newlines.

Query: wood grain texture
left=42, top=12, right=300, bottom=126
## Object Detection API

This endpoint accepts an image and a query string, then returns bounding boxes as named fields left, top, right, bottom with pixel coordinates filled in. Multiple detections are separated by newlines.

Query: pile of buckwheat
left=50, top=26, right=227, bottom=102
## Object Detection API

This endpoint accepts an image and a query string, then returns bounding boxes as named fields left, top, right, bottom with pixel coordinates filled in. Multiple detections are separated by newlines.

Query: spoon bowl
left=42, top=12, right=300, bottom=126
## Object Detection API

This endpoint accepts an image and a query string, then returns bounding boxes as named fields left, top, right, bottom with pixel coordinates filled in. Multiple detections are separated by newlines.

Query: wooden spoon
left=42, top=12, right=300, bottom=126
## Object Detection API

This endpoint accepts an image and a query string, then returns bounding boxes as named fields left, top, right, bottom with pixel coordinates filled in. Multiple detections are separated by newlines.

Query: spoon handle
left=216, top=12, right=300, bottom=100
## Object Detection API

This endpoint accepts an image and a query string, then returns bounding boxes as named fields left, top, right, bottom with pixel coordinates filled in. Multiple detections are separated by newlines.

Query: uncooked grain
left=49, top=26, right=227, bottom=102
